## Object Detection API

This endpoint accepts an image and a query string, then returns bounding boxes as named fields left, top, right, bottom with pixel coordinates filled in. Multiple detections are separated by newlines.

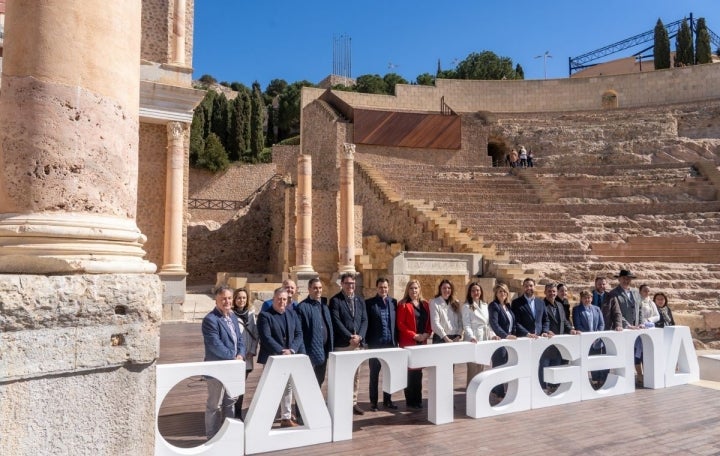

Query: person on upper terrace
left=518, top=146, right=528, bottom=167
left=527, top=148, right=534, bottom=167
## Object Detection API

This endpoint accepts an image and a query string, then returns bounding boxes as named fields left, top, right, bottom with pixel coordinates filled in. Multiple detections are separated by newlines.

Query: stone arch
left=487, top=135, right=510, bottom=167
left=601, top=90, right=618, bottom=109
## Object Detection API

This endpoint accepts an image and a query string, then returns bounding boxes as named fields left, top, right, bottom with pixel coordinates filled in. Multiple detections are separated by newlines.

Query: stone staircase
left=355, top=161, right=537, bottom=290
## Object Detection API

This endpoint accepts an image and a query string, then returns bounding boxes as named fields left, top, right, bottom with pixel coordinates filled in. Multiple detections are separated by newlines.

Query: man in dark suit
left=602, top=269, right=640, bottom=331
left=592, top=276, right=608, bottom=308
left=202, top=286, right=246, bottom=439
left=295, top=277, right=334, bottom=387
left=541, top=283, right=578, bottom=389
left=329, top=272, right=368, bottom=415
left=257, top=287, right=305, bottom=427
left=511, top=278, right=550, bottom=338
left=364, top=277, right=398, bottom=411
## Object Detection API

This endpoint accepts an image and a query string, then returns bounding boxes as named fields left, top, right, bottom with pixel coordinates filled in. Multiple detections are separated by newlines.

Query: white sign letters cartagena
left=155, top=326, right=699, bottom=455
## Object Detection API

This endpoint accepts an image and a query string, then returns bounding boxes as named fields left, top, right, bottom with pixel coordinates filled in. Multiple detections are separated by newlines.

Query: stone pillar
left=171, top=0, right=186, bottom=65
left=0, top=0, right=155, bottom=275
left=159, top=121, right=188, bottom=319
left=291, top=154, right=317, bottom=295
left=0, top=2, right=161, bottom=455
left=337, top=143, right=356, bottom=274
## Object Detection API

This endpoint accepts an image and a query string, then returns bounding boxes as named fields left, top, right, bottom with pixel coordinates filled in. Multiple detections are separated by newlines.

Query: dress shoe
left=383, top=401, right=398, bottom=410
left=369, top=403, right=379, bottom=412
left=280, top=419, right=298, bottom=428
left=352, top=404, right=365, bottom=415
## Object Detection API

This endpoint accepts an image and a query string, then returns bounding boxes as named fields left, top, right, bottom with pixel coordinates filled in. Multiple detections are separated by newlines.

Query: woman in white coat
left=462, top=281, right=497, bottom=385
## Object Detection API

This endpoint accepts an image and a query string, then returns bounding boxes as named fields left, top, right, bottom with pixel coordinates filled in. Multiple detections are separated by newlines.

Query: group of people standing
left=506, top=145, right=534, bottom=168
left=201, top=269, right=676, bottom=438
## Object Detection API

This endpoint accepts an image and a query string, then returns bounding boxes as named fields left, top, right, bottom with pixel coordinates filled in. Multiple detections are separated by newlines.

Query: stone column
left=159, top=122, right=188, bottom=319
left=0, top=0, right=155, bottom=275
left=291, top=154, right=317, bottom=295
left=172, top=0, right=186, bottom=66
left=0, top=2, right=161, bottom=455
left=161, top=122, right=187, bottom=274
left=338, top=143, right=356, bottom=274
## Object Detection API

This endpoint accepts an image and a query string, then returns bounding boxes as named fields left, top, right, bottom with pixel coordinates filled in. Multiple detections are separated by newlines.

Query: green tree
left=383, top=73, right=408, bottom=94
left=515, top=63, right=525, bottom=80
left=228, top=90, right=250, bottom=162
left=210, top=92, right=230, bottom=148
left=695, top=17, right=712, bottom=64
left=455, top=51, right=517, bottom=80
left=675, top=19, right=694, bottom=66
left=196, top=132, right=229, bottom=172
left=355, top=74, right=387, bottom=94
left=265, top=79, right=288, bottom=99
left=189, top=107, right=205, bottom=166
left=654, top=18, right=671, bottom=69
left=250, top=82, right=265, bottom=160
left=416, top=73, right=435, bottom=86
left=198, top=74, right=217, bottom=86
left=277, top=80, right=315, bottom=141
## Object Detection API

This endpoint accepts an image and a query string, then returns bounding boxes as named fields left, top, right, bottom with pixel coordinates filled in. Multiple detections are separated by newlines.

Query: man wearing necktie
left=202, top=286, right=246, bottom=439
left=364, top=277, right=399, bottom=411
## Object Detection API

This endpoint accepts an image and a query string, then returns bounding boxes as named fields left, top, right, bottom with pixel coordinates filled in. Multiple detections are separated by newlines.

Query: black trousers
left=313, top=360, right=327, bottom=387
left=368, top=357, right=392, bottom=405
left=404, top=369, right=423, bottom=407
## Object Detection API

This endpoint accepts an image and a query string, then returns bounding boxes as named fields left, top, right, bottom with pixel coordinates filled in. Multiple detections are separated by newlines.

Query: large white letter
left=404, top=342, right=475, bottom=424
left=244, top=355, right=331, bottom=454
left=466, top=338, right=532, bottom=418
left=156, top=360, right=245, bottom=456
left=663, top=326, right=700, bottom=386
left=577, top=331, right=631, bottom=400
left=531, top=335, right=582, bottom=409
left=327, top=348, right=408, bottom=441
left=624, top=328, right=665, bottom=389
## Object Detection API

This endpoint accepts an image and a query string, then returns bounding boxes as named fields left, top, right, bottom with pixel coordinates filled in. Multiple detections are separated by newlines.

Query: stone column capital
left=342, top=142, right=356, bottom=160
left=167, top=121, right=186, bottom=142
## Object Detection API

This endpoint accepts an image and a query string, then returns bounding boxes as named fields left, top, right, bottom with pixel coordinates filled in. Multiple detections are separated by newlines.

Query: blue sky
left=192, top=0, right=720, bottom=89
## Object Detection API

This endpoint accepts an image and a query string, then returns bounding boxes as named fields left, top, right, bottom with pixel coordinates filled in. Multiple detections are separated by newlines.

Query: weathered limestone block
left=0, top=274, right=161, bottom=455
left=0, top=274, right=161, bottom=380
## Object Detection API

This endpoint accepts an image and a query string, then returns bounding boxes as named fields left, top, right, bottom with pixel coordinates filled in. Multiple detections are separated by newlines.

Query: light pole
left=534, top=51, right=552, bottom=79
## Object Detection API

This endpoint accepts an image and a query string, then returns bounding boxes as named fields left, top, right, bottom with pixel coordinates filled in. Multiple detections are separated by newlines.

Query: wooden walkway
left=158, top=322, right=720, bottom=455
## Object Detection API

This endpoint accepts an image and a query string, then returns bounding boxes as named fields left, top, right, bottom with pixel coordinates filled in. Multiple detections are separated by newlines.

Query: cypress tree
left=695, top=17, right=712, bottom=64
left=675, top=19, right=694, bottom=66
left=250, top=82, right=265, bottom=161
left=197, top=133, right=229, bottom=172
left=241, top=90, right=252, bottom=158
left=654, top=19, right=671, bottom=70
left=210, top=92, right=230, bottom=147
left=515, top=63, right=525, bottom=80
left=189, top=107, right=205, bottom=165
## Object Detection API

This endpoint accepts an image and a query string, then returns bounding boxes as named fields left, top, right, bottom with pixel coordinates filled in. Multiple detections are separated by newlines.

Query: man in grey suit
left=602, top=269, right=641, bottom=331
left=202, top=286, right=246, bottom=439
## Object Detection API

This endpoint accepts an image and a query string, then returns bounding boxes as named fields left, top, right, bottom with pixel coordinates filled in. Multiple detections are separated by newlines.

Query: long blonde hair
left=401, top=279, right=425, bottom=304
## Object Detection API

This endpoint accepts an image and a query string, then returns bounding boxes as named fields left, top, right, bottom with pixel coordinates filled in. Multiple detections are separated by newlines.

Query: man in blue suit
left=511, top=278, right=550, bottom=338
left=364, top=277, right=398, bottom=411
left=202, top=285, right=246, bottom=439
left=295, top=277, right=334, bottom=387
left=257, top=287, right=305, bottom=427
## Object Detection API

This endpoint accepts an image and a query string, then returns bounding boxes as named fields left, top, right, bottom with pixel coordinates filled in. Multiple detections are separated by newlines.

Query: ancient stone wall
left=186, top=181, right=287, bottom=285
left=137, top=123, right=168, bottom=268
left=189, top=163, right=277, bottom=202
left=272, top=145, right=300, bottom=180
left=308, top=64, right=720, bottom=114
left=141, top=0, right=194, bottom=64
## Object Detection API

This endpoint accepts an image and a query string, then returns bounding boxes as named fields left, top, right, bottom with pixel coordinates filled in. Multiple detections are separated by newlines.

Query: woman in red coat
left=396, top=279, right=432, bottom=410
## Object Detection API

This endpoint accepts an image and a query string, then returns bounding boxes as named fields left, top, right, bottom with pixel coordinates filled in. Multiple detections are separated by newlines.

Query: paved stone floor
left=158, top=322, right=720, bottom=455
